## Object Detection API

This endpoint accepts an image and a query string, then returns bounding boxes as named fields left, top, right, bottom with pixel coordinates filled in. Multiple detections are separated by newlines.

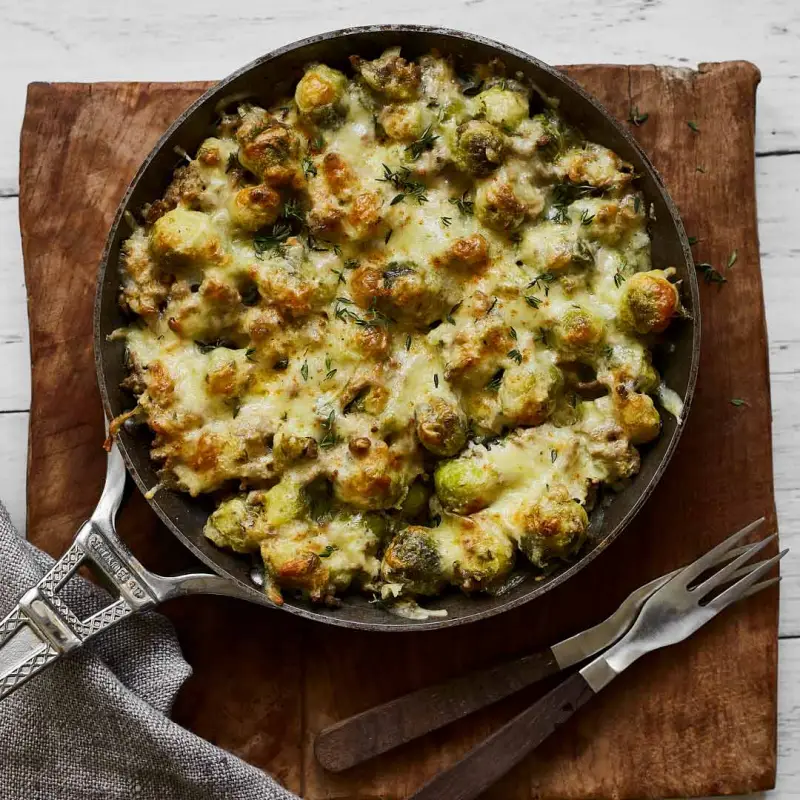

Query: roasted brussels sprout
left=205, top=348, right=249, bottom=398
left=351, top=49, right=421, bottom=101
left=475, top=86, right=529, bottom=130
left=415, top=397, right=468, bottom=457
left=444, top=516, right=515, bottom=592
left=272, top=429, right=319, bottom=471
left=475, top=180, right=526, bottom=231
left=520, top=225, right=592, bottom=273
left=619, top=270, right=680, bottom=334
left=149, top=207, right=222, bottom=267
left=453, top=120, right=506, bottom=176
left=585, top=197, right=643, bottom=246
left=552, top=306, right=605, bottom=359
left=515, top=486, right=588, bottom=568
left=295, top=64, right=347, bottom=119
left=260, top=478, right=307, bottom=527
left=227, top=184, right=282, bottom=232
left=204, top=495, right=265, bottom=553
left=236, top=111, right=302, bottom=186
left=614, top=388, right=661, bottom=444
left=381, top=526, right=446, bottom=595
left=499, top=362, right=562, bottom=427
left=440, top=233, right=489, bottom=271
left=350, top=262, right=446, bottom=326
left=606, top=343, right=660, bottom=394
left=332, top=440, right=409, bottom=510
left=399, top=480, right=432, bottom=522
left=378, top=102, right=425, bottom=141
left=434, top=456, right=504, bottom=515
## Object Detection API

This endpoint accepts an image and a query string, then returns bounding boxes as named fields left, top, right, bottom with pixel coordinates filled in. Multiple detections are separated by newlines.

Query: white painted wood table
left=0, top=0, right=797, bottom=796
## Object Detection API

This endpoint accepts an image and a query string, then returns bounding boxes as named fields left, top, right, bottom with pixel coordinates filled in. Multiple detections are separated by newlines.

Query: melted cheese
left=116, top=50, right=683, bottom=606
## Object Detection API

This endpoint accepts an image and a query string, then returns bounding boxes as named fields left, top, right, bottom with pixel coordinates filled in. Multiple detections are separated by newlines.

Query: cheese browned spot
left=116, top=49, right=682, bottom=607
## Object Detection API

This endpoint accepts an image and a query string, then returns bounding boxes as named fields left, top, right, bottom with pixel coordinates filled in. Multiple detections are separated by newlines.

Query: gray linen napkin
left=0, top=500, right=298, bottom=800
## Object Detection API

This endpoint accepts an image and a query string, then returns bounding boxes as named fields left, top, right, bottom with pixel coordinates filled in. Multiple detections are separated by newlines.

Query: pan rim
left=94, top=23, right=701, bottom=632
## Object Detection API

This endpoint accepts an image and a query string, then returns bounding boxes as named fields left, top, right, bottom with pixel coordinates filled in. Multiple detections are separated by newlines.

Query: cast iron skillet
left=94, top=24, right=700, bottom=631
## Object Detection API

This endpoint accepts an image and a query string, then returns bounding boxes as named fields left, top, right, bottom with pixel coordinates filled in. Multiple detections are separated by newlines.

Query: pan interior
left=94, top=25, right=699, bottom=631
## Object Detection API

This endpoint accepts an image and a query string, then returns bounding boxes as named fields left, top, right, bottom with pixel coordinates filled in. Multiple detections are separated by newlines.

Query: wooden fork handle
left=410, top=671, right=596, bottom=800
left=314, top=648, right=559, bottom=772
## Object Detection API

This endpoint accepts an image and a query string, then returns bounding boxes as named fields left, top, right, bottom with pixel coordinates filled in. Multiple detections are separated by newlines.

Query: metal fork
left=409, top=519, right=784, bottom=800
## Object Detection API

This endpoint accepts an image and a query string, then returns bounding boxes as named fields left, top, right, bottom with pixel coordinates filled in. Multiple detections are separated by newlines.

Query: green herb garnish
left=378, top=164, right=428, bottom=204
left=628, top=106, right=649, bottom=126
left=687, top=120, right=700, bottom=133
left=253, top=222, right=292, bottom=258
left=486, top=368, right=505, bottom=392
left=319, top=410, right=337, bottom=449
left=405, top=124, right=439, bottom=160
left=449, top=193, right=474, bottom=216
left=696, top=262, right=727, bottom=284
left=302, top=157, right=317, bottom=178
left=525, top=295, right=542, bottom=309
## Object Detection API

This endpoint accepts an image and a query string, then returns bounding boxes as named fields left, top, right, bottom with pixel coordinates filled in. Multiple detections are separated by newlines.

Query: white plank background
left=0, top=0, right=798, bottom=796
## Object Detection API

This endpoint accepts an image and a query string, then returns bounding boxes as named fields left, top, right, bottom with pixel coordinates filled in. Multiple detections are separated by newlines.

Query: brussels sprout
left=415, top=397, right=468, bottom=457
left=499, top=363, right=563, bottom=427
left=205, top=348, right=248, bottom=398
left=149, top=207, right=221, bottom=267
left=378, top=102, right=425, bottom=141
left=294, top=64, right=347, bottom=119
left=227, top=184, right=282, bottom=232
left=332, top=442, right=408, bottom=510
left=441, top=234, right=489, bottom=271
left=474, top=180, right=526, bottom=231
left=453, top=120, right=506, bottom=176
left=236, top=114, right=302, bottom=186
left=273, top=429, right=318, bottom=471
left=516, top=487, right=588, bottom=568
left=350, top=262, right=446, bottom=327
left=552, top=306, right=605, bottom=359
left=434, top=457, right=504, bottom=515
left=619, top=270, right=681, bottom=334
left=444, top=516, right=515, bottom=593
left=399, top=480, right=432, bottom=522
left=204, top=495, right=264, bottom=553
left=614, top=389, right=661, bottom=444
left=381, top=527, right=446, bottom=595
left=261, top=479, right=307, bottom=527
left=350, top=49, right=421, bottom=101
left=475, top=86, right=529, bottom=130
left=606, top=343, right=660, bottom=393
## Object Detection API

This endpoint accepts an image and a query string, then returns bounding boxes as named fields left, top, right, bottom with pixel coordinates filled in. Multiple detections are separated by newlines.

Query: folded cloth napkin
left=0, top=501, right=298, bottom=800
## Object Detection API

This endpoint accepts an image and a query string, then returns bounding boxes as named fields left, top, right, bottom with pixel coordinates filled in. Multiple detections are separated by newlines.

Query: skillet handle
left=0, top=444, right=260, bottom=702
left=0, top=519, right=159, bottom=700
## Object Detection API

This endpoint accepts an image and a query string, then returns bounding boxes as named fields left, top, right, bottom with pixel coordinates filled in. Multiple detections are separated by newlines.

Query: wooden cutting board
left=19, top=61, right=777, bottom=799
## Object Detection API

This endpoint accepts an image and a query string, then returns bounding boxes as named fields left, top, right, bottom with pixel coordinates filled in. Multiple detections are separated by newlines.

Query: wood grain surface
left=18, top=62, right=776, bottom=799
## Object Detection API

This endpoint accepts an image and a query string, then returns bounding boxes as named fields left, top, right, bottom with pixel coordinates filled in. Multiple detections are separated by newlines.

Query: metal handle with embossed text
left=0, top=443, right=264, bottom=701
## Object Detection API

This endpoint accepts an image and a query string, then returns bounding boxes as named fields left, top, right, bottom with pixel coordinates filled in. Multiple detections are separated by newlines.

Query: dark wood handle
left=410, top=672, right=596, bottom=800
left=314, top=648, right=559, bottom=772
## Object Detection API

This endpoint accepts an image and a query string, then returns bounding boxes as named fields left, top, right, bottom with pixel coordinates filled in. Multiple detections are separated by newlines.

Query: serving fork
left=315, top=519, right=784, bottom=800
